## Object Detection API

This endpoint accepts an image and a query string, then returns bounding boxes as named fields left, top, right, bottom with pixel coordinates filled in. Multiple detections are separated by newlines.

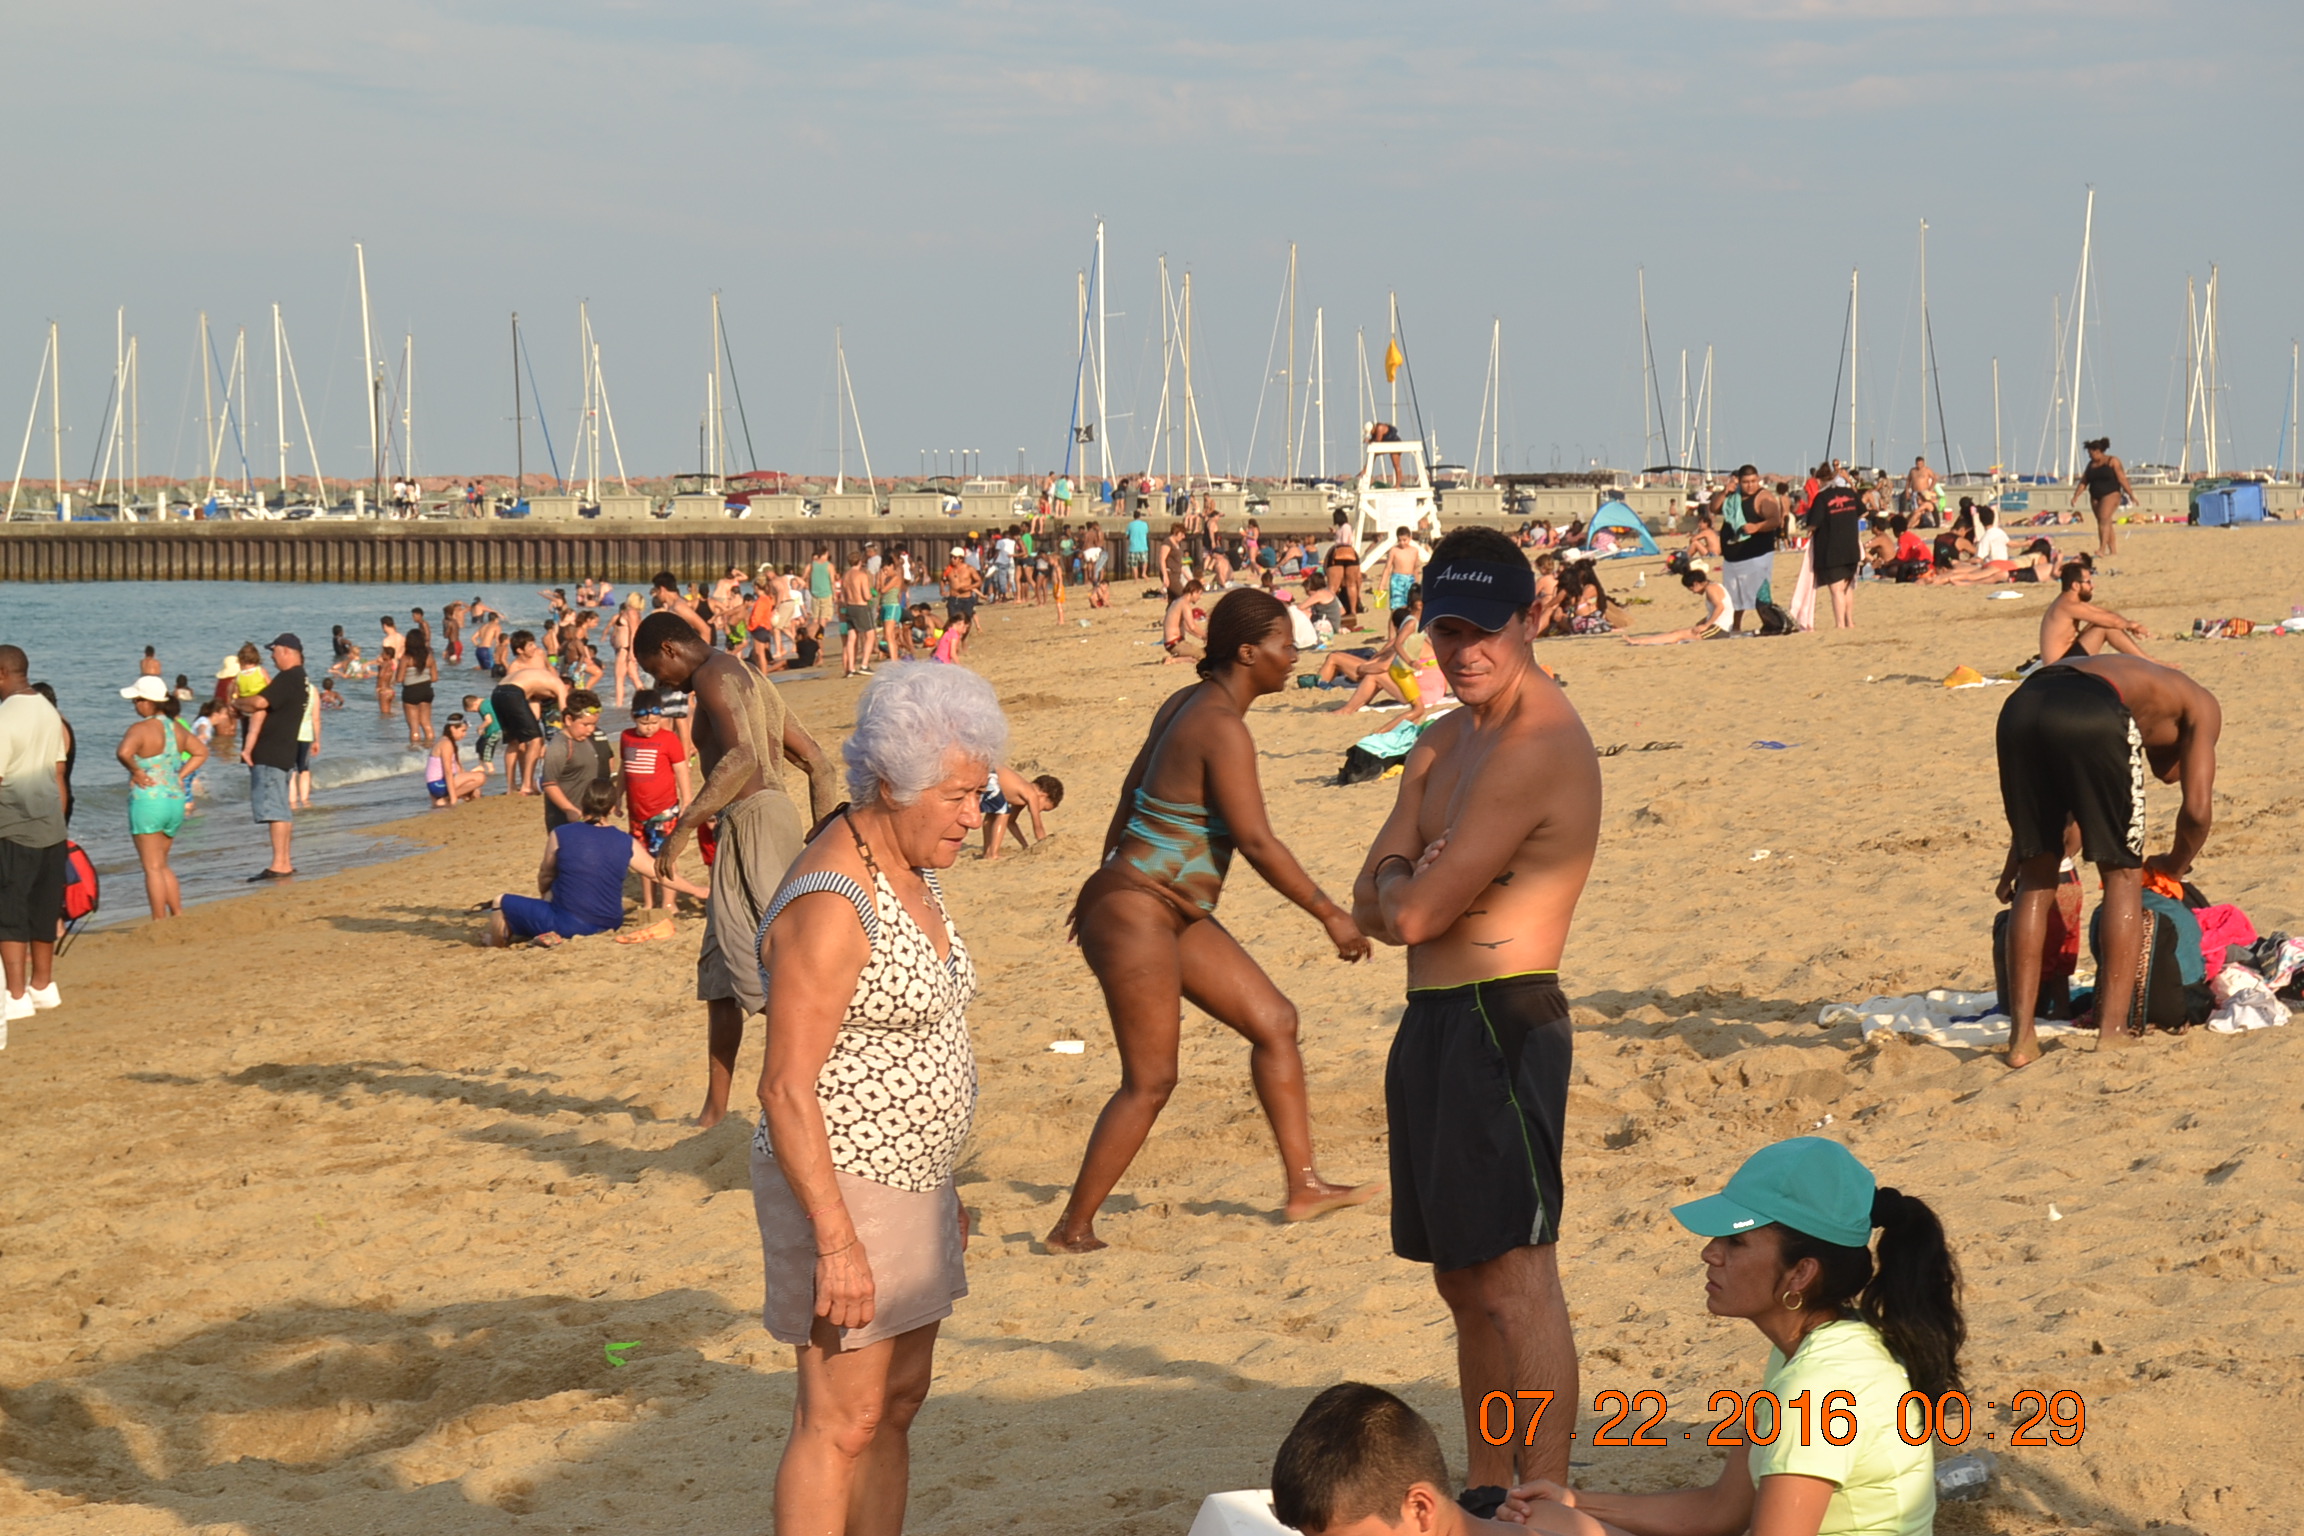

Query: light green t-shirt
left=1748, top=1319, right=1935, bottom=1536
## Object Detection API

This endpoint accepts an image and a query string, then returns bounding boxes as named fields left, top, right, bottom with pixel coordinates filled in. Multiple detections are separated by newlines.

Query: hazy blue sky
left=8, top=1, right=2301, bottom=486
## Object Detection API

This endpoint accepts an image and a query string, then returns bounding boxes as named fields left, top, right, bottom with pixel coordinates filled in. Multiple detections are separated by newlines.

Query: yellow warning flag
left=1383, top=338, right=1405, bottom=384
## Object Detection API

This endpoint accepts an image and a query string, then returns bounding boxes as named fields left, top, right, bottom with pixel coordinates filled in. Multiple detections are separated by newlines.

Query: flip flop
left=1638, top=741, right=1684, bottom=751
left=1597, top=743, right=1627, bottom=757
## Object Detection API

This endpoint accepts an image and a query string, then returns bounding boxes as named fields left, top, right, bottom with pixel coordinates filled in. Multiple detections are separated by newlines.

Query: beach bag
left=61, top=842, right=99, bottom=922
left=1754, top=600, right=1796, bottom=636
left=2087, top=899, right=2213, bottom=1030
left=1992, top=873, right=2082, bottom=1018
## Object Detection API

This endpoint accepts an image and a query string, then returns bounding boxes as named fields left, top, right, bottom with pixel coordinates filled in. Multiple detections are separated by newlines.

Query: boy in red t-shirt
left=617, top=688, right=693, bottom=935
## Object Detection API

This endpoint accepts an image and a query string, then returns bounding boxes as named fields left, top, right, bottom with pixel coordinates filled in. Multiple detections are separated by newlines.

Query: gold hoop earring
left=1782, top=1291, right=1804, bottom=1312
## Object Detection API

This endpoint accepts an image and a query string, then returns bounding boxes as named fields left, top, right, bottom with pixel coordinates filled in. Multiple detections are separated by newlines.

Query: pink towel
left=2193, top=903, right=2258, bottom=972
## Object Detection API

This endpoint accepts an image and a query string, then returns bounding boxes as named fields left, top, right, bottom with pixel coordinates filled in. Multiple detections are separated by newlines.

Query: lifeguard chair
left=1352, top=432, right=1439, bottom=550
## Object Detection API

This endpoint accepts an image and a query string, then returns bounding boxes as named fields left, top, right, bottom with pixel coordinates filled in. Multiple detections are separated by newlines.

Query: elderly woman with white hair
left=750, top=661, right=1006, bottom=1532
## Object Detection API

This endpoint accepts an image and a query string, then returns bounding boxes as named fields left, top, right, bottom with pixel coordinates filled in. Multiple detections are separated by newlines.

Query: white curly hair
left=842, top=663, right=1009, bottom=805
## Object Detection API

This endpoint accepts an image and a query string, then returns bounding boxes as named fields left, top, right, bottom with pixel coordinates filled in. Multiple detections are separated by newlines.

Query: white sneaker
left=28, top=983, right=60, bottom=1011
left=3, top=992, right=30, bottom=1022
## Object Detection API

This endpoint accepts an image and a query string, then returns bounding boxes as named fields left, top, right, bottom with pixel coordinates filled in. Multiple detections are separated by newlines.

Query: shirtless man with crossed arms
left=1353, top=525, right=1602, bottom=1511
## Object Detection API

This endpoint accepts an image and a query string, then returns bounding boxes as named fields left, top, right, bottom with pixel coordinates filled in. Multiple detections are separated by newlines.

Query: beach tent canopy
left=1587, top=500, right=1662, bottom=557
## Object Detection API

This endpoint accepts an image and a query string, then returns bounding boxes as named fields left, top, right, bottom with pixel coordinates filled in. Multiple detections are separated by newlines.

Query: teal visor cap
left=1671, top=1137, right=1877, bottom=1250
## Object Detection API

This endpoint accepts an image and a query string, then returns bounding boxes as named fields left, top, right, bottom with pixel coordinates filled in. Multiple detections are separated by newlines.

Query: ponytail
left=1861, top=1188, right=1965, bottom=1399
left=1777, top=1187, right=1965, bottom=1399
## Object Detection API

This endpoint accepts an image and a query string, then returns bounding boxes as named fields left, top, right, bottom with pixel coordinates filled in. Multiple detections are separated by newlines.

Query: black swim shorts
left=1387, top=971, right=1571, bottom=1271
left=490, top=684, right=543, bottom=745
left=1996, top=666, right=2145, bottom=869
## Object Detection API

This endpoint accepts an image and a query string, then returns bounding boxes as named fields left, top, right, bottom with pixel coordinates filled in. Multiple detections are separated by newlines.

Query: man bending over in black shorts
left=491, top=631, right=566, bottom=797
left=1352, top=527, right=1602, bottom=1510
left=1995, top=652, right=2219, bottom=1068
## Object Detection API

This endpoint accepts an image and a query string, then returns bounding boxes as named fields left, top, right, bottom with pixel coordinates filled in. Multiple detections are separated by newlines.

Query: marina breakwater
left=1, top=482, right=2288, bottom=583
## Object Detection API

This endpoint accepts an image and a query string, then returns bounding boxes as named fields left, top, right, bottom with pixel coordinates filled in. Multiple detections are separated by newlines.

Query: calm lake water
left=4, top=579, right=621, bottom=928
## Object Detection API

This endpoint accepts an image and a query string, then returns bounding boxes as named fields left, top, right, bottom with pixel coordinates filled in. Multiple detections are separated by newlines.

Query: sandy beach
left=3, top=523, right=2300, bottom=1535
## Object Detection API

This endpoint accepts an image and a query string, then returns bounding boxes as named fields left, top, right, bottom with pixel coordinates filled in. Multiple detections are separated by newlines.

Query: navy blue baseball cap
left=267, top=632, right=304, bottom=653
left=1421, top=558, right=1537, bottom=631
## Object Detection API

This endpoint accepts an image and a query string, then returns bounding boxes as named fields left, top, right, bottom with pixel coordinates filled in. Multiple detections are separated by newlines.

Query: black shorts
left=948, top=595, right=980, bottom=623
left=1387, top=972, right=1571, bottom=1270
left=490, top=684, right=543, bottom=744
left=1814, top=562, right=1858, bottom=588
left=401, top=680, right=435, bottom=706
left=0, top=839, right=69, bottom=944
left=1996, top=667, right=2145, bottom=869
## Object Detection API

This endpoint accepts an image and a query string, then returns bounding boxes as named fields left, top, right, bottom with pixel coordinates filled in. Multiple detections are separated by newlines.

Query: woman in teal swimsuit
left=1049, top=590, right=1381, bottom=1252
left=115, top=677, right=207, bottom=920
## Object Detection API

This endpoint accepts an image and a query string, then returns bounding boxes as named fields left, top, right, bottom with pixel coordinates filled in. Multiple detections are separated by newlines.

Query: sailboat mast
left=1285, top=241, right=1297, bottom=482
left=1917, top=220, right=1930, bottom=466
left=1678, top=349, right=1689, bottom=476
left=836, top=327, right=847, bottom=493
left=402, top=334, right=415, bottom=482
left=1387, top=290, right=1398, bottom=431
left=1849, top=269, right=1859, bottom=472
left=1703, top=345, right=1714, bottom=475
left=199, top=312, right=215, bottom=501
left=1991, top=357, right=2002, bottom=482
left=2206, top=265, right=2222, bottom=475
left=1181, top=273, right=1195, bottom=487
left=235, top=327, right=251, bottom=499
left=2064, top=187, right=2094, bottom=481
left=274, top=304, right=288, bottom=494
left=357, top=242, right=378, bottom=502
left=1315, top=306, right=1327, bottom=480
left=1095, top=218, right=1109, bottom=486
left=710, top=291, right=726, bottom=482
left=49, top=321, right=63, bottom=519
left=512, top=313, right=525, bottom=498
left=2292, top=340, right=2300, bottom=482
left=127, top=334, right=140, bottom=505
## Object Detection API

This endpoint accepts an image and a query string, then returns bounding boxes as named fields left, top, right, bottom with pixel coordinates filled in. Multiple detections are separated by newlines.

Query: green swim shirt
left=1749, top=1319, right=1934, bottom=1536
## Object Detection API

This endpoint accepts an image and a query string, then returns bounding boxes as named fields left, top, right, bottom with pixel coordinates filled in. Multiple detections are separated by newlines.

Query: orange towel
left=2142, top=868, right=2184, bottom=900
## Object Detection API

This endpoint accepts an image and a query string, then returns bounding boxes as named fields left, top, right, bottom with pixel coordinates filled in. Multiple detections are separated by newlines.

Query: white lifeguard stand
left=1352, top=437, right=1439, bottom=551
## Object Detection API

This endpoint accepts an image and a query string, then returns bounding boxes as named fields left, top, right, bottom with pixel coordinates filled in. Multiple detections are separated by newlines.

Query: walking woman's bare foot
left=1044, top=1223, right=1108, bottom=1254
left=1284, top=1179, right=1385, bottom=1223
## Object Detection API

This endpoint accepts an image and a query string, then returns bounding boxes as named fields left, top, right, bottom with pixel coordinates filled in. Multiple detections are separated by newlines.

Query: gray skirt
left=751, top=1138, right=968, bottom=1351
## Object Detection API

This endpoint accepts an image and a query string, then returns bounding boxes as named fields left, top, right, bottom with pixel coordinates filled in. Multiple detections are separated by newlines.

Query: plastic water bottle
left=1934, top=1452, right=1995, bottom=1503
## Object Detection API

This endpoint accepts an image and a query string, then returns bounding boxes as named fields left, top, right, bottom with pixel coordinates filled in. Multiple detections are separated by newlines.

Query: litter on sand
left=1048, top=1040, right=1085, bottom=1054
left=1750, top=740, right=1795, bottom=750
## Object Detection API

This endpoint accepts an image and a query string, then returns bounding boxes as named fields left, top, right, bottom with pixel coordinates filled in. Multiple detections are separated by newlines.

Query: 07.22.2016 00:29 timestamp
left=1479, top=1388, right=2086, bottom=1449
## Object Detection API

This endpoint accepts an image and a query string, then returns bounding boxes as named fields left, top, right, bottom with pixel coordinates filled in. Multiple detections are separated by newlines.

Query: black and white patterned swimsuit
left=752, top=864, right=978, bottom=1192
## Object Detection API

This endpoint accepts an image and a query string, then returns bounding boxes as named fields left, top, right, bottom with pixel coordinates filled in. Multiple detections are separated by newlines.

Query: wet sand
left=3, top=522, right=2300, bottom=1534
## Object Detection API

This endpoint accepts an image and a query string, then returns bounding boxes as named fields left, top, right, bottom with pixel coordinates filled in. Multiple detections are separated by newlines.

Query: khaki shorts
left=751, top=1141, right=967, bottom=1350
left=809, top=595, right=836, bottom=627
left=697, top=789, right=807, bottom=1013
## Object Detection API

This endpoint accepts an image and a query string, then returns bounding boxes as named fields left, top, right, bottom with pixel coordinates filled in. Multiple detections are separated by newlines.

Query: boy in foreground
left=1272, top=1384, right=1562, bottom=1535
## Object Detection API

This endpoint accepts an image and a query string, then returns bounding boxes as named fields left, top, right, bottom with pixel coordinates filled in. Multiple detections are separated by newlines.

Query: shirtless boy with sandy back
left=1353, top=525, right=1602, bottom=1507
left=634, top=611, right=840, bottom=1127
